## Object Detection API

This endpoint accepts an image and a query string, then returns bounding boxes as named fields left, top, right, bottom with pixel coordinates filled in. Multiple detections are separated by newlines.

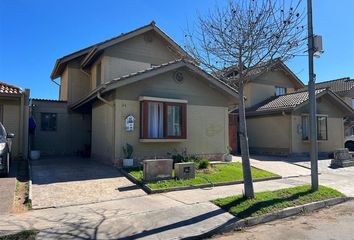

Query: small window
left=140, top=100, right=186, bottom=139
left=302, top=115, right=328, bottom=140
left=351, top=98, right=354, bottom=109
left=275, top=86, right=287, bottom=96
left=41, top=113, right=57, bottom=131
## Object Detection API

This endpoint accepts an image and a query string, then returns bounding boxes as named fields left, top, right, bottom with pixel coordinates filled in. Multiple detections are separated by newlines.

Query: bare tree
left=185, top=0, right=306, bottom=198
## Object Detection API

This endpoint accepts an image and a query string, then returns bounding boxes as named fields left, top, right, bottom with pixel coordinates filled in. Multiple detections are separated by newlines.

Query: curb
left=120, top=168, right=281, bottom=194
left=191, top=196, right=352, bottom=239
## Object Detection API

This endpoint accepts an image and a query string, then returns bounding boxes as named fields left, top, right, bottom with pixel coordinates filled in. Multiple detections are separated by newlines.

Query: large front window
left=302, top=115, right=328, bottom=140
left=140, top=97, right=187, bottom=139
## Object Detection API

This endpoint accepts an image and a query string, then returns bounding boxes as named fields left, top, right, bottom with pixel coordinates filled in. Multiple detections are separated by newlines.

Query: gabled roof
left=232, top=88, right=353, bottom=116
left=250, top=89, right=326, bottom=113
left=51, top=21, right=191, bottom=79
left=218, top=59, right=305, bottom=90
left=0, top=82, right=22, bottom=96
left=70, top=59, right=239, bottom=110
left=314, top=77, right=354, bottom=95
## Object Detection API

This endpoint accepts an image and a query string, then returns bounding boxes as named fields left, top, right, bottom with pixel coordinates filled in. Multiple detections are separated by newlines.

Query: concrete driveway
left=30, top=157, right=146, bottom=209
left=0, top=162, right=16, bottom=215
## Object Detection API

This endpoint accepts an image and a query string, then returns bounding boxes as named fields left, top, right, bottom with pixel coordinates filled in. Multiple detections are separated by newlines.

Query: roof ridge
left=316, top=77, right=352, bottom=85
left=57, top=22, right=156, bottom=62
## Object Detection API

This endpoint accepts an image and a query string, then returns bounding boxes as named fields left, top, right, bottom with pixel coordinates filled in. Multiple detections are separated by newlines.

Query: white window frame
left=275, top=86, right=287, bottom=96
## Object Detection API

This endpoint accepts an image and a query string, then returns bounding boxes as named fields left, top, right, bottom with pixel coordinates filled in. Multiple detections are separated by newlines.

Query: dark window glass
left=41, top=113, right=57, bottom=131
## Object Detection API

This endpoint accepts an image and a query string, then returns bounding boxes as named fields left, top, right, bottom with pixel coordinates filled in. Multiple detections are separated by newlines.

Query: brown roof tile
left=314, top=77, right=354, bottom=94
left=234, top=88, right=327, bottom=114
left=300, top=77, right=354, bottom=94
left=0, top=82, right=22, bottom=96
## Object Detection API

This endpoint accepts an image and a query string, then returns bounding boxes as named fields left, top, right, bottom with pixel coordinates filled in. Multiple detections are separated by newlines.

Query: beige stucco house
left=0, top=82, right=30, bottom=159
left=49, top=22, right=239, bottom=165
left=308, top=77, right=354, bottom=137
left=229, top=60, right=354, bottom=156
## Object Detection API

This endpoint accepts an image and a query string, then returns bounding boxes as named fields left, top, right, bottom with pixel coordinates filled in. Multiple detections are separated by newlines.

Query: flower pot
left=30, top=150, right=41, bottom=160
left=223, top=153, right=233, bottom=162
left=123, top=158, right=134, bottom=167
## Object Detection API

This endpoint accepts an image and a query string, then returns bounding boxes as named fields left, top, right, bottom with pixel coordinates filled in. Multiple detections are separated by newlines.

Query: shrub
left=123, top=143, right=133, bottom=159
left=197, top=159, right=210, bottom=169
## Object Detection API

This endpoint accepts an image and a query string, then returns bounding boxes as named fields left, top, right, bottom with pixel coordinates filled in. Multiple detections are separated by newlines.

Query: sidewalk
left=0, top=176, right=310, bottom=239
left=232, top=156, right=311, bottom=178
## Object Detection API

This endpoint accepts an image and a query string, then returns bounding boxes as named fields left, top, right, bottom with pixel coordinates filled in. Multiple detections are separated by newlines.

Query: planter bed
left=120, top=162, right=280, bottom=194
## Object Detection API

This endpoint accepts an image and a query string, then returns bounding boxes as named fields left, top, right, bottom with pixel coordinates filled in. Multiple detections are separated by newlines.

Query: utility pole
left=307, top=0, right=319, bottom=191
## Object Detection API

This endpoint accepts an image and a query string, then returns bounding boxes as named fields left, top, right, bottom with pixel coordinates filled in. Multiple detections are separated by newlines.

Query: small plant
left=226, top=146, right=232, bottom=154
left=123, top=143, right=133, bottom=159
left=197, top=159, right=210, bottom=169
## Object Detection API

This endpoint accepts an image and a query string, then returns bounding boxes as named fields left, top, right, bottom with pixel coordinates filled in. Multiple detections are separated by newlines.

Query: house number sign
left=125, top=115, right=135, bottom=132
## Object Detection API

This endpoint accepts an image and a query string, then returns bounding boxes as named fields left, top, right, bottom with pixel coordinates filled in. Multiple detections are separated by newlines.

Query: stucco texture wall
left=247, top=114, right=291, bottom=155
left=91, top=67, right=233, bottom=164
left=91, top=100, right=114, bottom=163
left=291, top=95, right=346, bottom=154
left=1, top=99, right=21, bottom=157
left=102, top=30, right=178, bottom=83
left=245, top=70, right=297, bottom=108
left=32, top=100, right=91, bottom=156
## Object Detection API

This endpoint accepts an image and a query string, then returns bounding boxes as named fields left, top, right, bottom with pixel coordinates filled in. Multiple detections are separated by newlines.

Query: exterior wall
left=67, top=61, right=91, bottom=103
left=31, top=100, right=91, bottom=156
left=91, top=95, right=115, bottom=164
left=90, top=68, right=233, bottom=164
left=102, top=56, right=150, bottom=84
left=291, top=95, right=346, bottom=154
left=59, top=67, right=69, bottom=101
left=291, top=115, right=344, bottom=154
left=245, top=70, right=297, bottom=108
left=114, top=100, right=228, bottom=162
left=1, top=98, right=21, bottom=158
left=102, top=30, right=179, bottom=82
left=59, top=60, right=91, bottom=104
left=247, top=114, right=291, bottom=155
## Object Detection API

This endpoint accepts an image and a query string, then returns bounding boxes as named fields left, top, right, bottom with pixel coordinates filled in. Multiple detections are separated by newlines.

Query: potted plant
left=223, top=146, right=233, bottom=162
left=122, top=143, right=134, bottom=167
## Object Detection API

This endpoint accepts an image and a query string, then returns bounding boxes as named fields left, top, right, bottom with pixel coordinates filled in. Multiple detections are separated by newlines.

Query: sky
left=0, top=0, right=353, bottom=100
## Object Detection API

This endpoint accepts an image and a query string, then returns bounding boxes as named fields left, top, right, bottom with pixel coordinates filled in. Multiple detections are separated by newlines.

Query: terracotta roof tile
left=0, top=82, right=22, bottom=95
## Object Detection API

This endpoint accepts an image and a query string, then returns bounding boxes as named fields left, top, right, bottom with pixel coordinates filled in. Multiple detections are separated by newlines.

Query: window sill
left=139, top=138, right=187, bottom=143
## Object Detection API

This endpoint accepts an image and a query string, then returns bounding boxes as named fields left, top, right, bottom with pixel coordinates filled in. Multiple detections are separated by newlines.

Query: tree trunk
left=238, top=79, right=255, bottom=199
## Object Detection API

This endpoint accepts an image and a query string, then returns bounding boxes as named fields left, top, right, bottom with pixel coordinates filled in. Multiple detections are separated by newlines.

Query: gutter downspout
left=97, top=91, right=116, bottom=163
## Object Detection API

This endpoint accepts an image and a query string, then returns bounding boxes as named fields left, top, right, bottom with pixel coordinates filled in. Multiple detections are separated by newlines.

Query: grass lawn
left=0, top=230, right=38, bottom=240
left=126, top=162, right=278, bottom=189
left=212, top=185, right=344, bottom=219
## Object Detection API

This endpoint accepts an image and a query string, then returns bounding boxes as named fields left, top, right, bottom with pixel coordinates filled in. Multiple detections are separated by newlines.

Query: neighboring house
left=0, top=82, right=30, bottom=159
left=228, top=60, right=353, bottom=156
left=49, top=22, right=239, bottom=165
left=310, top=77, right=354, bottom=136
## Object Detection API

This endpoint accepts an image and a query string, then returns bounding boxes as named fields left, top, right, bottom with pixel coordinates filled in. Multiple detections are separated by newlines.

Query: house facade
left=49, top=22, right=239, bottom=165
left=0, top=82, right=30, bottom=159
left=229, top=61, right=353, bottom=156
left=310, top=77, right=354, bottom=136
